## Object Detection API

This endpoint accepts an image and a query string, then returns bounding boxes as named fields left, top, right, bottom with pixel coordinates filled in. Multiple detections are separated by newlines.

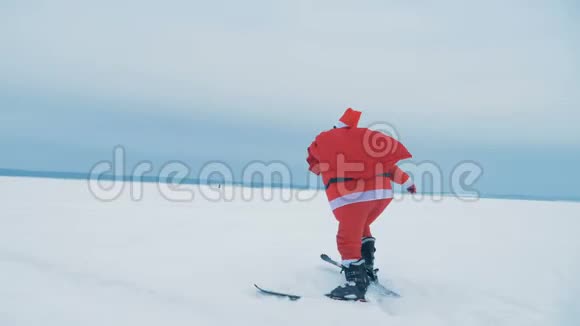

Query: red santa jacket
left=307, top=127, right=412, bottom=210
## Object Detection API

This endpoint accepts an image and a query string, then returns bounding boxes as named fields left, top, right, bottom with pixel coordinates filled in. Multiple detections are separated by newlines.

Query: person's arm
left=306, top=141, right=321, bottom=175
left=391, top=165, right=416, bottom=194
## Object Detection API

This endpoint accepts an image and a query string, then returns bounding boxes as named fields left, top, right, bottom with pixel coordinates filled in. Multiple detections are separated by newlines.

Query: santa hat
left=335, top=108, right=361, bottom=128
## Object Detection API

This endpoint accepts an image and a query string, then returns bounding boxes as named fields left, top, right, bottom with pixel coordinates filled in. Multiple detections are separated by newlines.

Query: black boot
left=326, top=259, right=370, bottom=301
left=361, top=237, right=378, bottom=281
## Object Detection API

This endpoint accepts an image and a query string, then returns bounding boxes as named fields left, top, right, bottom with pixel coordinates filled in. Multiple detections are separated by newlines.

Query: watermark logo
left=363, top=122, right=400, bottom=158
left=87, top=123, right=483, bottom=203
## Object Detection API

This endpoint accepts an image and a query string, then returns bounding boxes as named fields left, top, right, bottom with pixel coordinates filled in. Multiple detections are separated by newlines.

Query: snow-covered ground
left=1, top=176, right=579, bottom=326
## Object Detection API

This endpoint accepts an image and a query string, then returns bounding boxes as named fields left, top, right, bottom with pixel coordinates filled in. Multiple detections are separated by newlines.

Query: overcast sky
left=1, top=0, right=579, bottom=198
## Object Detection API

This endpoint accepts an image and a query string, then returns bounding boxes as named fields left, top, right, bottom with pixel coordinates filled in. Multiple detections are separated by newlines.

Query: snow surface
left=1, top=176, right=579, bottom=326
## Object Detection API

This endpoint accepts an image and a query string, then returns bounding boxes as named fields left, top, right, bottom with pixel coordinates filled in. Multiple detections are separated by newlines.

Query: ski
left=254, top=284, right=367, bottom=302
left=254, top=284, right=301, bottom=301
left=254, top=254, right=400, bottom=302
left=320, top=254, right=401, bottom=298
left=320, top=253, right=343, bottom=268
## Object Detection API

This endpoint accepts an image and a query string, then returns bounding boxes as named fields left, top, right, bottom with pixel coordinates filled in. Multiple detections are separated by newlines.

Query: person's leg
left=360, top=198, right=392, bottom=280
left=328, top=201, right=376, bottom=301
left=362, top=198, right=392, bottom=238
left=333, top=201, right=375, bottom=263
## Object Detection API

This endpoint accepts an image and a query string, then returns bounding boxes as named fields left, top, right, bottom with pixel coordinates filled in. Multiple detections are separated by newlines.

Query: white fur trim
left=362, top=237, right=376, bottom=244
left=403, top=179, right=414, bottom=189
left=335, top=121, right=347, bottom=128
left=329, top=189, right=393, bottom=210
left=342, top=259, right=365, bottom=267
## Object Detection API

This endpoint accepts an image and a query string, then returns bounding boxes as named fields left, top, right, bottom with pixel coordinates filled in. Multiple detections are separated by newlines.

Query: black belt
left=325, top=173, right=392, bottom=189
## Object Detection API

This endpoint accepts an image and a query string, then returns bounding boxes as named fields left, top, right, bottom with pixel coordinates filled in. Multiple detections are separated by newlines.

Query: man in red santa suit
left=307, top=108, right=416, bottom=301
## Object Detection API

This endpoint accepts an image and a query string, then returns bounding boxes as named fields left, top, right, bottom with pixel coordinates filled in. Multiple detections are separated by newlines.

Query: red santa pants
left=332, top=198, right=392, bottom=260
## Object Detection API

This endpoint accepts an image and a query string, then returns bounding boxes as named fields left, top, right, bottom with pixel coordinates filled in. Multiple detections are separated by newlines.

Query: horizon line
left=0, top=168, right=578, bottom=203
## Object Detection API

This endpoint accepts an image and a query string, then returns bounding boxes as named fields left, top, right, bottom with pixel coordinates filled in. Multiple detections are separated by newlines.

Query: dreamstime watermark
left=363, top=121, right=401, bottom=158
left=88, top=122, right=483, bottom=203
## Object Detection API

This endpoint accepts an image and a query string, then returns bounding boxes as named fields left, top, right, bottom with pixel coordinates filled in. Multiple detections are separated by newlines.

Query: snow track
left=1, top=176, right=579, bottom=325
